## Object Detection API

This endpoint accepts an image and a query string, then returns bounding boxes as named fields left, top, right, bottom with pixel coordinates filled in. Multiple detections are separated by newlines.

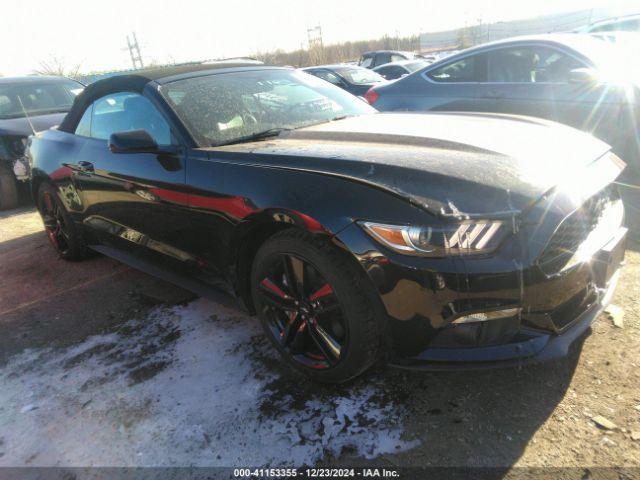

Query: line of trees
left=254, top=34, right=421, bottom=67
left=26, top=33, right=423, bottom=80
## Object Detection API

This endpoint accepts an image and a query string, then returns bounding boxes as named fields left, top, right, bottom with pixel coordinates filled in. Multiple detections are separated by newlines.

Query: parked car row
left=358, top=50, right=422, bottom=69
left=373, top=59, right=431, bottom=80
left=301, top=64, right=386, bottom=96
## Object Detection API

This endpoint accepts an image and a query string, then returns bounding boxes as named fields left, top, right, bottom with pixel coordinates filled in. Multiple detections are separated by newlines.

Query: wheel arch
left=232, top=208, right=357, bottom=313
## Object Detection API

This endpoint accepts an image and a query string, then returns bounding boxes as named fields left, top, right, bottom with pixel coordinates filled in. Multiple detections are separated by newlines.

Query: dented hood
left=209, top=112, right=617, bottom=217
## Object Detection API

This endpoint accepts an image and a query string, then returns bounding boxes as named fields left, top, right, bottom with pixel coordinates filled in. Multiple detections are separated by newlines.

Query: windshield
left=160, top=69, right=375, bottom=146
left=333, top=66, right=385, bottom=85
left=0, top=81, right=83, bottom=119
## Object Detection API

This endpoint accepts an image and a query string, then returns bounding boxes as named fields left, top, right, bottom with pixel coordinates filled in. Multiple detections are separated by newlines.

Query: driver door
left=71, top=91, right=193, bottom=265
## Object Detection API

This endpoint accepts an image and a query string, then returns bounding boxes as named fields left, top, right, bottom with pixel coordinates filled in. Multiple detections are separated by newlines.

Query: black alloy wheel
left=37, top=183, right=86, bottom=260
left=251, top=229, right=385, bottom=383
left=41, top=189, right=71, bottom=255
left=258, top=253, right=347, bottom=370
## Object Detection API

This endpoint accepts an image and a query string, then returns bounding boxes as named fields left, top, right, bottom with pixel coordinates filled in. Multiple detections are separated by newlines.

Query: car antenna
left=16, top=95, right=37, bottom=136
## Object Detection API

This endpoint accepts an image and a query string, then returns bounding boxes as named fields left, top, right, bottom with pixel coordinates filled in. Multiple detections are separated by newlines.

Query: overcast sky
left=1, top=0, right=638, bottom=76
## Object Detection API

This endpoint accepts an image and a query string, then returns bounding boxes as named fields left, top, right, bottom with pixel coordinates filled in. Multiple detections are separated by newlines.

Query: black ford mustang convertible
left=28, top=63, right=627, bottom=382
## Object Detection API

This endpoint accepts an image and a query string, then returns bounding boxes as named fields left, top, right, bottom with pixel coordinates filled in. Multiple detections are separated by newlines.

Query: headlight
left=359, top=221, right=506, bottom=257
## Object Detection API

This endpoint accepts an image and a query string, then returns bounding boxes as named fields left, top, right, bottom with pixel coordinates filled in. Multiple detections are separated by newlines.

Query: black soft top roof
left=58, top=62, right=273, bottom=133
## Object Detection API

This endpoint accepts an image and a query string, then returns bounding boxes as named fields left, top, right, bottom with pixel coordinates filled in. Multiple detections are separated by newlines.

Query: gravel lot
left=1, top=207, right=639, bottom=472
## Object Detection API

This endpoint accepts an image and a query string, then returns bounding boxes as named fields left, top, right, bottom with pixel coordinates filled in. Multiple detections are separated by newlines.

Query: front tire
left=0, top=162, right=19, bottom=210
left=251, top=229, right=385, bottom=383
left=37, top=182, right=87, bottom=261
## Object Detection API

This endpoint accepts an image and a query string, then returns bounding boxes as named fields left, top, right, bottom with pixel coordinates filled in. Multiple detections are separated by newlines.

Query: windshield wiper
left=213, top=127, right=291, bottom=147
left=211, top=116, right=351, bottom=147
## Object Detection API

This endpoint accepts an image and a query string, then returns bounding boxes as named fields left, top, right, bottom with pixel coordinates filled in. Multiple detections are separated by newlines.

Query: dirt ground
left=1, top=206, right=639, bottom=472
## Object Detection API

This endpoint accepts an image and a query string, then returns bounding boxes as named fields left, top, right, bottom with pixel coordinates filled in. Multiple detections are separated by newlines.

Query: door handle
left=78, top=161, right=94, bottom=173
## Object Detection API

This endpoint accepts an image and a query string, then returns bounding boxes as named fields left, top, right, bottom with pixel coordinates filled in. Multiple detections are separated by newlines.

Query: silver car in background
left=365, top=33, right=640, bottom=176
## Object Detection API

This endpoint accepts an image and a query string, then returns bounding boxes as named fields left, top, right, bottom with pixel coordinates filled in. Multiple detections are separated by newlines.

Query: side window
left=389, top=66, right=407, bottom=79
left=0, top=95, right=13, bottom=115
left=378, top=66, right=404, bottom=80
left=360, top=57, right=373, bottom=68
left=375, top=66, right=392, bottom=79
left=487, top=46, right=584, bottom=83
left=75, top=104, right=92, bottom=137
left=312, top=70, right=343, bottom=86
left=428, top=54, right=487, bottom=82
left=89, top=92, right=173, bottom=145
left=375, top=54, right=391, bottom=67
left=616, top=18, right=640, bottom=31
left=391, top=54, right=406, bottom=62
left=589, top=24, right=613, bottom=33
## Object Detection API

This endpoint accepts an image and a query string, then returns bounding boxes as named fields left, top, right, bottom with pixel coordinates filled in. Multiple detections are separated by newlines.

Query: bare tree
left=33, top=56, right=83, bottom=79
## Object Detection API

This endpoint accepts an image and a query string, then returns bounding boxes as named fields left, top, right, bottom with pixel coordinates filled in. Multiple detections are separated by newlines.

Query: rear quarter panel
left=28, top=129, right=84, bottom=218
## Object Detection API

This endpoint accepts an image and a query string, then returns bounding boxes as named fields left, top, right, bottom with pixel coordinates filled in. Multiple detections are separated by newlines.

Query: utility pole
left=307, top=25, right=324, bottom=64
left=307, top=25, right=323, bottom=49
left=126, top=32, right=144, bottom=70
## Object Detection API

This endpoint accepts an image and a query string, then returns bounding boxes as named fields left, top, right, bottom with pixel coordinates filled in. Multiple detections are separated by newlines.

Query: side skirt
left=89, top=244, right=242, bottom=311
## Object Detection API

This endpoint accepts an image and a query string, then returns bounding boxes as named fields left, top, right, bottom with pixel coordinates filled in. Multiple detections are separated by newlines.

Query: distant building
left=419, top=8, right=621, bottom=53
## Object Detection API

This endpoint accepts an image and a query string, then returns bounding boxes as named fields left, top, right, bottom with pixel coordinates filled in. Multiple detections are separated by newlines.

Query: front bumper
left=336, top=213, right=627, bottom=370
left=390, top=268, right=619, bottom=370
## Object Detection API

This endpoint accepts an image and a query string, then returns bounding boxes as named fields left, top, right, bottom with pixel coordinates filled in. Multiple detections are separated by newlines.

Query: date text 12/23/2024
left=233, top=468, right=400, bottom=478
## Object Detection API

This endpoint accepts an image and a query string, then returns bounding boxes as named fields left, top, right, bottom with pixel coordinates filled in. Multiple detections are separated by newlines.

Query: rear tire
left=0, top=163, right=19, bottom=210
left=251, top=228, right=386, bottom=383
left=37, top=182, right=87, bottom=261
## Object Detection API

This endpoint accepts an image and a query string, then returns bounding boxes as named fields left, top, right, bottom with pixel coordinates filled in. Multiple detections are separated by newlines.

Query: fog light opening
left=452, top=307, right=522, bottom=325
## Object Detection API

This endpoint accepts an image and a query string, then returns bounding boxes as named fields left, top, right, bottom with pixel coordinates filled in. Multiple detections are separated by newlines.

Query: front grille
left=538, top=186, right=617, bottom=274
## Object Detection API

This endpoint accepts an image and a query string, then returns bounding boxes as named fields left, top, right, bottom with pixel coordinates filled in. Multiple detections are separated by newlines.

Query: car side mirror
left=109, top=130, right=159, bottom=154
left=568, top=68, right=599, bottom=85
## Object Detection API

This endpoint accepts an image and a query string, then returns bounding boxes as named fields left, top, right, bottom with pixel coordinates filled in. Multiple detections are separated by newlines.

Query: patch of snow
left=19, top=404, right=37, bottom=414
left=0, top=299, right=418, bottom=466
